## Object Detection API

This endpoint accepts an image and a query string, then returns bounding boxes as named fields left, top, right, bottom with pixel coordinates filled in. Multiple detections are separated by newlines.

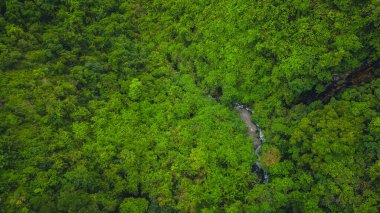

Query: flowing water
left=235, top=103, right=269, bottom=184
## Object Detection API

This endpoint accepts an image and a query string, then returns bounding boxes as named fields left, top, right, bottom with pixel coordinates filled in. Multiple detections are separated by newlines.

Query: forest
left=0, top=0, right=379, bottom=212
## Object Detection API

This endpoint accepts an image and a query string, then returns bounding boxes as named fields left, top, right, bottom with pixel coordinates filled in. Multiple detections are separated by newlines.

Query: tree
left=120, top=198, right=149, bottom=213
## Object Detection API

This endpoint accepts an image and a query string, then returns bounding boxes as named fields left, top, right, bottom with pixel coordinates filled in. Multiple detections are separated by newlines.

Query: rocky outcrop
left=297, top=60, right=380, bottom=105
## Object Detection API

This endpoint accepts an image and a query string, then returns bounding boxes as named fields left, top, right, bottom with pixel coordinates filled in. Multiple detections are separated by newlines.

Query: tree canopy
left=1, top=0, right=379, bottom=212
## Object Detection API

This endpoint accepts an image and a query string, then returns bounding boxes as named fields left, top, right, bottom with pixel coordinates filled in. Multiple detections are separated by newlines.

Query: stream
left=230, top=61, right=380, bottom=183
left=235, top=103, right=269, bottom=184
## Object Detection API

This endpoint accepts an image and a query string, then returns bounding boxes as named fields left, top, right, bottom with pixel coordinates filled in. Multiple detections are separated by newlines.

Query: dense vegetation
left=1, top=0, right=379, bottom=212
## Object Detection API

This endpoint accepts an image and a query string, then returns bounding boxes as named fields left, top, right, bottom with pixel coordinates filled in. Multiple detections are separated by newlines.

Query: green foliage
left=0, top=0, right=379, bottom=212
left=128, top=78, right=143, bottom=101
left=261, top=146, right=282, bottom=168
left=120, top=198, right=149, bottom=213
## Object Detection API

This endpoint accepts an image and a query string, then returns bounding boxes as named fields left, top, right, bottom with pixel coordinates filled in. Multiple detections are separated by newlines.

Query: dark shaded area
left=296, top=60, right=380, bottom=105
left=208, top=86, right=223, bottom=101
left=252, top=164, right=264, bottom=181
left=0, top=1, right=5, bottom=16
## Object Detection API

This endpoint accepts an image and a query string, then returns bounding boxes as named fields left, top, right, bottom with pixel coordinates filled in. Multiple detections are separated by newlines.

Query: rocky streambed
left=235, top=103, right=268, bottom=184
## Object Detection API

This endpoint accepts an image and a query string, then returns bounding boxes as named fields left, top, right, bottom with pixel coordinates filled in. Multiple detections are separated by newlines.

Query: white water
left=235, top=103, right=269, bottom=184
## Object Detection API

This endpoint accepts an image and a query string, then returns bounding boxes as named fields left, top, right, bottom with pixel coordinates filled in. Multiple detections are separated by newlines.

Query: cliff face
left=297, top=60, right=380, bottom=105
